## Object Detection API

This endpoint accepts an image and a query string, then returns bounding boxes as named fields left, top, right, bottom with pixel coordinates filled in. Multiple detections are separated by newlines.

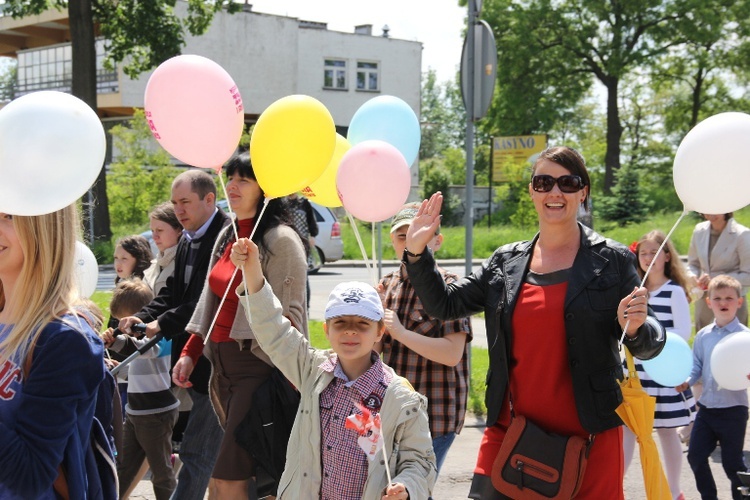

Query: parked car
left=141, top=198, right=343, bottom=273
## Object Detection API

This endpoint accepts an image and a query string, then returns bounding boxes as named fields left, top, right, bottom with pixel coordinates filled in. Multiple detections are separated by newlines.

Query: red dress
left=475, top=276, right=624, bottom=499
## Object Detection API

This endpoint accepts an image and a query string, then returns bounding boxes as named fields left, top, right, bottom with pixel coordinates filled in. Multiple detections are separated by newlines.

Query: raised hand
left=405, top=192, right=443, bottom=259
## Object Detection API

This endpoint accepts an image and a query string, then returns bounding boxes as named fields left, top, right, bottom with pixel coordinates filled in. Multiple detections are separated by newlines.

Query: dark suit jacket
left=136, top=209, right=231, bottom=393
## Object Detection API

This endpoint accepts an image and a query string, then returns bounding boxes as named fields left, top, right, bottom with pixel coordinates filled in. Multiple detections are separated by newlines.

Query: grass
left=339, top=206, right=750, bottom=261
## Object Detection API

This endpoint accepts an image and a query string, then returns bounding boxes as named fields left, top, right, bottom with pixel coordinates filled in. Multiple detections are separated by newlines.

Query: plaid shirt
left=318, top=352, right=392, bottom=500
left=380, top=265, right=472, bottom=437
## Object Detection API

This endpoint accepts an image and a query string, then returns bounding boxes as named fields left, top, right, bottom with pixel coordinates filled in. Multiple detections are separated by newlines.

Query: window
left=356, top=61, right=379, bottom=91
left=323, top=59, right=347, bottom=90
left=15, top=39, right=118, bottom=96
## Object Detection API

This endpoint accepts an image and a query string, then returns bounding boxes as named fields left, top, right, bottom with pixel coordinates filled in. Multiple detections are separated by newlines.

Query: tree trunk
left=690, top=68, right=705, bottom=129
left=603, top=76, right=623, bottom=195
left=69, top=0, right=112, bottom=243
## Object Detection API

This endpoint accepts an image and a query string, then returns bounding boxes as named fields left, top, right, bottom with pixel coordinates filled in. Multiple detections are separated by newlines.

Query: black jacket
left=136, top=209, right=231, bottom=393
left=406, top=224, right=665, bottom=434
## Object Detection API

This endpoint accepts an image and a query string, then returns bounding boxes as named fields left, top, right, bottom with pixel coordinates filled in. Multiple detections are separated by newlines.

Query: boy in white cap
left=230, top=237, right=436, bottom=500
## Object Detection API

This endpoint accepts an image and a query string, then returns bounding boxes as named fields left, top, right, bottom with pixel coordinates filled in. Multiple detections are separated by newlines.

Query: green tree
left=4, top=0, right=239, bottom=242
left=107, top=109, right=179, bottom=232
left=0, top=58, right=17, bottom=102
left=478, top=0, right=721, bottom=194
left=598, top=162, right=652, bottom=225
left=652, top=1, right=750, bottom=133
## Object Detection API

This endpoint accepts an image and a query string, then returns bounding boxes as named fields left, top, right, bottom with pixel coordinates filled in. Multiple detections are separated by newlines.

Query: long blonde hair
left=0, top=204, right=81, bottom=368
left=635, top=230, right=692, bottom=302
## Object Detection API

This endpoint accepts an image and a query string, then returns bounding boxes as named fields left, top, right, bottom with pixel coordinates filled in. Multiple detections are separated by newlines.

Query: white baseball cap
left=324, top=282, right=384, bottom=322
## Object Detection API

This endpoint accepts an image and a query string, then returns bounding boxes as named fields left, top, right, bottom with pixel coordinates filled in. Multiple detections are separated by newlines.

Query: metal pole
left=464, top=3, right=476, bottom=277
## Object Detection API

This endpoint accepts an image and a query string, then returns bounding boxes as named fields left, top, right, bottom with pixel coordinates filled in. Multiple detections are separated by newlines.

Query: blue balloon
left=642, top=331, right=693, bottom=387
left=347, top=95, right=420, bottom=166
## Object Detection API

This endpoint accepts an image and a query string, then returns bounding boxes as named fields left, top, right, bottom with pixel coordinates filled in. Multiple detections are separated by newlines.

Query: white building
left=0, top=3, right=422, bottom=178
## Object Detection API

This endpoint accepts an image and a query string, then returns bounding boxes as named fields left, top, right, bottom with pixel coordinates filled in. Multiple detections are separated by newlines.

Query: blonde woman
left=0, top=205, right=107, bottom=498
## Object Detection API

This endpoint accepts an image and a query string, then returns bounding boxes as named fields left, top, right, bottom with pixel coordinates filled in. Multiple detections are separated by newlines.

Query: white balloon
left=673, top=112, right=750, bottom=214
left=0, top=91, right=105, bottom=216
left=74, top=241, right=99, bottom=299
left=710, top=332, right=750, bottom=391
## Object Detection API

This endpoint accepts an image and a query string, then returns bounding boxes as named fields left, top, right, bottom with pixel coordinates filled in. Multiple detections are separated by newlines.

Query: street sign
left=460, top=20, right=497, bottom=121
left=491, top=135, right=547, bottom=182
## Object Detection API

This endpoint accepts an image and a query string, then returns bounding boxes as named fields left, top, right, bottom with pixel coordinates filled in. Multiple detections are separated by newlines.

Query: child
left=114, top=234, right=154, bottom=283
left=230, top=237, right=437, bottom=499
left=102, top=278, right=179, bottom=500
left=625, top=231, right=696, bottom=500
left=676, top=275, right=749, bottom=500
left=378, top=202, right=472, bottom=474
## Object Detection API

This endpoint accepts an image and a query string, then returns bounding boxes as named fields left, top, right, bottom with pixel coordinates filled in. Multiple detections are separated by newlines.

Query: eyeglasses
left=531, top=174, right=585, bottom=193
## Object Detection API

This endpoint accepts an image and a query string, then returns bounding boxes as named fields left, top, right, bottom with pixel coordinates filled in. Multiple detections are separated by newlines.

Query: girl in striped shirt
left=624, top=230, right=697, bottom=500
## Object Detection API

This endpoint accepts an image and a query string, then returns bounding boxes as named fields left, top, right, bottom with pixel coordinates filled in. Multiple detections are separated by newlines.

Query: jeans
left=432, top=432, right=457, bottom=475
left=687, top=404, right=748, bottom=500
left=170, top=389, right=224, bottom=500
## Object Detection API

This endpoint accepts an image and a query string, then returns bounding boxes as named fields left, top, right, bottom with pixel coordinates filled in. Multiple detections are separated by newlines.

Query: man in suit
left=120, top=169, right=230, bottom=500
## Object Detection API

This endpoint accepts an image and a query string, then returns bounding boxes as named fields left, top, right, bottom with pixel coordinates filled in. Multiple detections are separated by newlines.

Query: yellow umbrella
left=616, top=348, right=671, bottom=500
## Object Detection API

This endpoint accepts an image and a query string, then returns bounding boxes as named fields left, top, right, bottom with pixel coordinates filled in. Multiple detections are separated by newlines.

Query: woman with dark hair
left=114, top=234, right=153, bottom=285
left=175, top=152, right=308, bottom=498
left=688, top=212, right=750, bottom=330
left=403, top=146, right=666, bottom=498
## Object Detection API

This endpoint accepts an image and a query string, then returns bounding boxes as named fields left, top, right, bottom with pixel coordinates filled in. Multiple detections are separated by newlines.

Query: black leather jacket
left=406, top=224, right=665, bottom=434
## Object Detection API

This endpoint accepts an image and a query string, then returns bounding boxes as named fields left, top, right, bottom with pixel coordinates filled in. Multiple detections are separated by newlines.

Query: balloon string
left=619, top=210, right=689, bottom=347
left=346, top=212, right=376, bottom=285
left=382, top=434, right=393, bottom=486
left=204, top=176, right=270, bottom=345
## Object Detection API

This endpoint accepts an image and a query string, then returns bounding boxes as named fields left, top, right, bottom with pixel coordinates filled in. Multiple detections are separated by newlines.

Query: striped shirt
left=318, top=352, right=391, bottom=500
left=632, top=280, right=696, bottom=427
left=110, top=334, right=179, bottom=415
left=379, top=265, right=472, bottom=437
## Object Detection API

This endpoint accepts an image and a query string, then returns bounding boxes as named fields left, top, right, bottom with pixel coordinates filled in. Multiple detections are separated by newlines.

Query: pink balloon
left=144, top=55, right=245, bottom=171
left=336, top=140, right=411, bottom=222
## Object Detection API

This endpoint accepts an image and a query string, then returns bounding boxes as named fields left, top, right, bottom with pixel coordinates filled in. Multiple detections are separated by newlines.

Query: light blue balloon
left=347, top=95, right=420, bottom=166
left=642, top=331, right=693, bottom=387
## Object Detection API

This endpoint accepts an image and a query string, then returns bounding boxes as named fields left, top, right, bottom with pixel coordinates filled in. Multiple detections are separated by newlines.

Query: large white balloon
left=74, top=241, right=99, bottom=299
left=0, top=91, right=105, bottom=215
left=710, top=332, right=750, bottom=391
left=673, top=112, right=750, bottom=214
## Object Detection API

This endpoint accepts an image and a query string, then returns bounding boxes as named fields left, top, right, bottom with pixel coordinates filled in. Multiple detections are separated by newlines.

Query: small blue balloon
left=348, top=95, right=420, bottom=166
left=642, top=331, right=693, bottom=387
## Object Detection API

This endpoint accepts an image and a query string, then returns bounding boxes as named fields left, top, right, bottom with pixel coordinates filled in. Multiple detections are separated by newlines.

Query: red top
left=182, top=218, right=255, bottom=363
left=475, top=278, right=624, bottom=498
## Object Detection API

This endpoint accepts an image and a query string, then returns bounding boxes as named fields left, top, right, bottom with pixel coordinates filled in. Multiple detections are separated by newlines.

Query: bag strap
left=623, top=346, right=639, bottom=381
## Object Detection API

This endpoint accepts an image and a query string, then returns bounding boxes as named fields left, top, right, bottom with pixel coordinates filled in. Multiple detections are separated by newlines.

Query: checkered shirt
left=379, top=265, right=472, bottom=437
left=318, top=352, right=392, bottom=500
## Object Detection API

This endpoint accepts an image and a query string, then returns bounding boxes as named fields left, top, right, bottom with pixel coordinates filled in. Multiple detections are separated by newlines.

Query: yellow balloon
left=301, top=134, right=350, bottom=207
left=250, top=95, right=336, bottom=198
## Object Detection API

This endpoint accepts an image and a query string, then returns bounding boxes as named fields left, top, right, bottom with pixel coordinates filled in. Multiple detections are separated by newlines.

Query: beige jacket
left=143, top=245, right=177, bottom=295
left=688, top=218, right=750, bottom=294
left=239, top=282, right=437, bottom=499
left=186, top=223, right=308, bottom=424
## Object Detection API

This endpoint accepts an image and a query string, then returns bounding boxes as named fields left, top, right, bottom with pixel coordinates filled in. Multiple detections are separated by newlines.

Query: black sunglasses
left=531, top=174, right=585, bottom=193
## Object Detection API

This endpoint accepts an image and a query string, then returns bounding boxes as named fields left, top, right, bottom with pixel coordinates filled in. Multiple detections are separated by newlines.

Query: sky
left=248, top=0, right=467, bottom=83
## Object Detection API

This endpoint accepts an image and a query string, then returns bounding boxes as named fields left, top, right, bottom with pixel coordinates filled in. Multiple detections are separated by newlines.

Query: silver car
left=141, top=199, right=343, bottom=273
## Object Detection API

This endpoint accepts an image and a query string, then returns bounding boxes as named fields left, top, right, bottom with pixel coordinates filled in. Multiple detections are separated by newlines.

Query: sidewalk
left=129, top=407, right=750, bottom=499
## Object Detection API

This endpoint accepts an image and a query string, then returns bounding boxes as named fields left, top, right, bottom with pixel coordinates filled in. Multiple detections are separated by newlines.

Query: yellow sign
left=492, top=135, right=547, bottom=182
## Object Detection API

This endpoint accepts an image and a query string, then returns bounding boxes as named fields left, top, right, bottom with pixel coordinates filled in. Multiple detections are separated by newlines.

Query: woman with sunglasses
left=402, top=146, right=666, bottom=499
